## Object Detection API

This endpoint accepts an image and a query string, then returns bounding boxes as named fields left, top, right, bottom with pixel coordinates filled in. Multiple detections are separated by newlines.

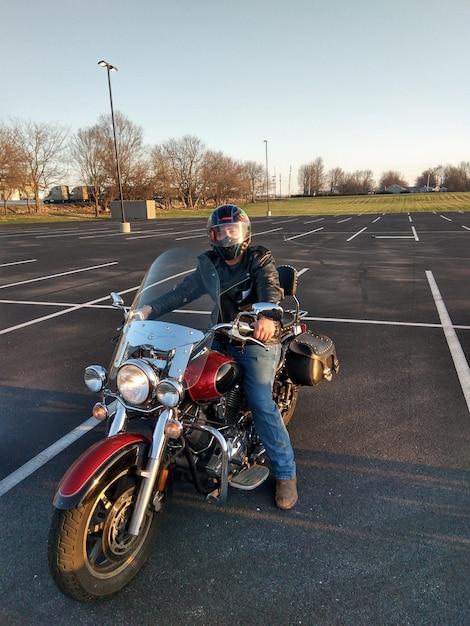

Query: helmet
left=207, top=204, right=252, bottom=260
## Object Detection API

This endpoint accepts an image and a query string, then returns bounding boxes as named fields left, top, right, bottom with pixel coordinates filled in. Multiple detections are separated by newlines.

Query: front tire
left=48, top=468, right=164, bottom=602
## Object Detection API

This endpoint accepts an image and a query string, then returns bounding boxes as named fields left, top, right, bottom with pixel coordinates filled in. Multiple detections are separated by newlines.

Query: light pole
left=264, top=139, right=271, bottom=216
left=98, top=60, right=130, bottom=233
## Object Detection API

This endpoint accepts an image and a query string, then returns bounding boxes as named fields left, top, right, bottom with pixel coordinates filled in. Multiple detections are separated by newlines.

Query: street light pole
left=264, top=139, right=271, bottom=217
left=98, top=60, right=130, bottom=233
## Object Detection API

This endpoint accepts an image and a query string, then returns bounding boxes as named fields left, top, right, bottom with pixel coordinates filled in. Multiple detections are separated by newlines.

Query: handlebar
left=211, top=316, right=269, bottom=350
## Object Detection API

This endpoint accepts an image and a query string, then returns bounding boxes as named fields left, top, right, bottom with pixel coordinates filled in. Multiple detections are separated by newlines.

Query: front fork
left=106, top=401, right=170, bottom=536
left=129, top=410, right=170, bottom=535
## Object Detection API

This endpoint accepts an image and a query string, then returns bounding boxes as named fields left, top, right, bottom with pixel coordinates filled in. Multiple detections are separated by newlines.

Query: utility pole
left=264, top=140, right=271, bottom=216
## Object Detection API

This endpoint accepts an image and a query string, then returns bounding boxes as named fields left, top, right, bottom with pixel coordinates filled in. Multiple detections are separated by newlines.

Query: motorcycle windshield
left=109, top=248, right=220, bottom=383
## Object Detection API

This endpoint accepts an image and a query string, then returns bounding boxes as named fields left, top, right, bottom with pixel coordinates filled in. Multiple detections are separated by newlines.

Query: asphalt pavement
left=0, top=211, right=469, bottom=625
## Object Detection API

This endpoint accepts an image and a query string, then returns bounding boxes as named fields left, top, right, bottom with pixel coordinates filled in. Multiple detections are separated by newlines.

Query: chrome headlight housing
left=156, top=378, right=184, bottom=408
left=84, top=365, right=108, bottom=393
left=116, top=359, right=159, bottom=406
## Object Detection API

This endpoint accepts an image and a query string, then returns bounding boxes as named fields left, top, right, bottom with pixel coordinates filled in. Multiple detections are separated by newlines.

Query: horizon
left=2, top=0, right=469, bottom=192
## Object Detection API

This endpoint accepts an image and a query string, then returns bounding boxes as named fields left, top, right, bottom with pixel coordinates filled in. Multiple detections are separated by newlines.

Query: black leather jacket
left=148, top=245, right=283, bottom=328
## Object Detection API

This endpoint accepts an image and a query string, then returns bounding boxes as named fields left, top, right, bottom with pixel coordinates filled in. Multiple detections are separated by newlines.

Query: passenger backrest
left=277, top=265, right=298, bottom=297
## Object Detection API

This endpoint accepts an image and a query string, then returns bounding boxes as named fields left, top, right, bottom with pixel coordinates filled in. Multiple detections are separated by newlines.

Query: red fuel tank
left=185, top=350, right=241, bottom=401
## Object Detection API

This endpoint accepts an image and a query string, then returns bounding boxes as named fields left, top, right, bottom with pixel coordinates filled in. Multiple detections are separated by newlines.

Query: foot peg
left=229, top=464, right=270, bottom=490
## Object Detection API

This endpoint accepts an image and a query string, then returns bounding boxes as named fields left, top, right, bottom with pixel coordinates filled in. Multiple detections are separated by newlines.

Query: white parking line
left=37, top=229, right=111, bottom=239
left=347, top=227, right=367, bottom=241
left=0, top=259, right=37, bottom=268
left=372, top=226, right=419, bottom=241
left=128, top=228, right=201, bottom=241
left=306, top=316, right=470, bottom=330
left=426, top=270, right=470, bottom=414
left=0, top=298, right=115, bottom=308
left=0, top=262, right=117, bottom=290
left=373, top=235, right=415, bottom=239
left=0, top=280, right=141, bottom=335
left=303, top=218, right=324, bottom=224
left=285, top=227, right=324, bottom=241
left=175, top=233, right=207, bottom=240
left=0, top=417, right=99, bottom=497
left=252, top=228, right=284, bottom=237
left=79, top=231, right=142, bottom=240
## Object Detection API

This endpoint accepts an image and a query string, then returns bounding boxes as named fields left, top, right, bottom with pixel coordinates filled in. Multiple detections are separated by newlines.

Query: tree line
left=0, top=115, right=267, bottom=216
left=2, top=115, right=470, bottom=216
left=298, top=157, right=470, bottom=196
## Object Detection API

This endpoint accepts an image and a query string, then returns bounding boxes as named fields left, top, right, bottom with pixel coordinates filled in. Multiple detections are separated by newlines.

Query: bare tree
left=9, top=119, right=69, bottom=212
left=70, top=125, right=108, bottom=216
left=159, top=135, right=206, bottom=208
left=241, top=160, right=265, bottom=203
left=415, top=168, right=438, bottom=189
left=440, top=163, right=470, bottom=191
left=458, top=161, right=470, bottom=190
left=378, top=170, right=408, bottom=190
left=298, top=157, right=325, bottom=196
left=148, top=145, right=178, bottom=209
left=0, top=127, right=24, bottom=214
left=326, top=167, right=344, bottom=194
left=345, top=169, right=375, bottom=194
left=201, top=151, right=246, bottom=206
left=94, top=112, right=150, bottom=203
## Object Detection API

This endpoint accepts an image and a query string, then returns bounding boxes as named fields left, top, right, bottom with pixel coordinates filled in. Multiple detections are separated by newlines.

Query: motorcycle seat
left=281, top=310, right=297, bottom=328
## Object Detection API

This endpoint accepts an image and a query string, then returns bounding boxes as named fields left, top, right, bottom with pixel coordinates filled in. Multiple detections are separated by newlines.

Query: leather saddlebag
left=286, top=331, right=339, bottom=386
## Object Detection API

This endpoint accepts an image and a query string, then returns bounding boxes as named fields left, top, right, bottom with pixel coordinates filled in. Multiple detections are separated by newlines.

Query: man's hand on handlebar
left=251, top=316, right=276, bottom=342
left=133, top=305, right=152, bottom=320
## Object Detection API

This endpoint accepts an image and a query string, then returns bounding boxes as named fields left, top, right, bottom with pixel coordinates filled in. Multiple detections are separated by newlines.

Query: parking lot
left=0, top=211, right=469, bottom=625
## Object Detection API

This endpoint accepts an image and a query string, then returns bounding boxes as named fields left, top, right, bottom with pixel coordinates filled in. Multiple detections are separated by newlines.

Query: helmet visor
left=209, top=222, right=250, bottom=248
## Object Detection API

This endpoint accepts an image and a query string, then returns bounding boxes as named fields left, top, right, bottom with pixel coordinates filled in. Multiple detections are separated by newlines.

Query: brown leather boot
left=275, top=477, right=298, bottom=510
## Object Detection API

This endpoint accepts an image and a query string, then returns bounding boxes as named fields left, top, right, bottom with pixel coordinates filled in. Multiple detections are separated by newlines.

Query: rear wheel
left=275, top=380, right=299, bottom=426
left=48, top=468, right=165, bottom=602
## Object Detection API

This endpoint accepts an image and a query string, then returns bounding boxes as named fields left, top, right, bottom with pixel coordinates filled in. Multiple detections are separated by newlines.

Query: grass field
left=1, top=191, right=470, bottom=224
left=241, top=191, right=470, bottom=218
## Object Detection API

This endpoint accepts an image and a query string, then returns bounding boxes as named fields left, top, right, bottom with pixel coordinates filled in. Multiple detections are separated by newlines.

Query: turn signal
left=92, top=402, right=109, bottom=421
left=164, top=418, right=183, bottom=439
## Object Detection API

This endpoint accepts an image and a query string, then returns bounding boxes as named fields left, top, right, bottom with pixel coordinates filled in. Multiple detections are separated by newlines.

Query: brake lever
left=227, top=323, right=269, bottom=350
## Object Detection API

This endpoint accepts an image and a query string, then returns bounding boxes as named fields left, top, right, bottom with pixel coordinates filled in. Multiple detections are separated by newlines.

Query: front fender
left=53, top=433, right=151, bottom=510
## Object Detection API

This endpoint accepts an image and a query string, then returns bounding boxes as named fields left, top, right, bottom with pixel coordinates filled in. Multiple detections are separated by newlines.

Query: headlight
left=84, top=365, right=108, bottom=392
left=117, top=359, right=159, bottom=406
left=156, top=378, right=184, bottom=408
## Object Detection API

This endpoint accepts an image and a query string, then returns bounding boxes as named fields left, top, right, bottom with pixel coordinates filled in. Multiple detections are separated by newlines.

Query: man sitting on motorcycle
left=138, top=204, right=298, bottom=510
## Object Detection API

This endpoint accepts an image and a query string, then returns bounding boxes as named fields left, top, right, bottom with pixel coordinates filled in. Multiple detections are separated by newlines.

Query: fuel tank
left=185, top=349, right=242, bottom=401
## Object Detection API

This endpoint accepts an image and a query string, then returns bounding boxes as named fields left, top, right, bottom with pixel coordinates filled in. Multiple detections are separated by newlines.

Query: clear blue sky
left=2, top=0, right=469, bottom=191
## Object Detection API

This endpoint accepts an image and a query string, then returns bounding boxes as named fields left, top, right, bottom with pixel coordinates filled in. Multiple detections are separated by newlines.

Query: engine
left=177, top=382, right=256, bottom=480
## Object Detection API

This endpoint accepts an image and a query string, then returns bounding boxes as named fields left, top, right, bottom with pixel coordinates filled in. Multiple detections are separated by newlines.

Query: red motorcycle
left=48, top=248, right=338, bottom=601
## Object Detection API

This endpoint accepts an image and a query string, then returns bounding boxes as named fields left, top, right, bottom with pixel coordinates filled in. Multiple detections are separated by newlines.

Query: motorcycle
left=48, top=247, right=339, bottom=602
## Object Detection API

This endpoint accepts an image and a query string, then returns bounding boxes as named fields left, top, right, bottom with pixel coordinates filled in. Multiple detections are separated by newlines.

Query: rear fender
left=53, top=433, right=151, bottom=510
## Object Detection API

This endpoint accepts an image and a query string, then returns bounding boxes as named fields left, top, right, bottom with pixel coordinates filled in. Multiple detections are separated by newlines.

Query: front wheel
left=48, top=468, right=165, bottom=602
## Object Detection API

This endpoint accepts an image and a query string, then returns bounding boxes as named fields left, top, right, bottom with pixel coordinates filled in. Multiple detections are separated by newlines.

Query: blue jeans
left=223, top=342, right=296, bottom=481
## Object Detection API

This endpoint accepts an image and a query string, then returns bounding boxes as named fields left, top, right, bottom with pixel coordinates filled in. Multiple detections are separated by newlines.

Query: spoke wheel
left=48, top=469, right=164, bottom=602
